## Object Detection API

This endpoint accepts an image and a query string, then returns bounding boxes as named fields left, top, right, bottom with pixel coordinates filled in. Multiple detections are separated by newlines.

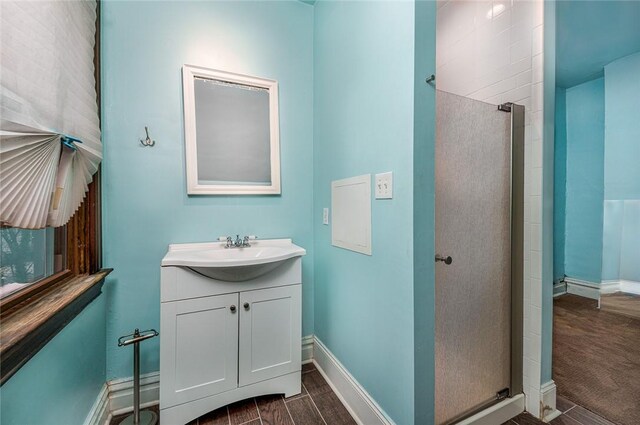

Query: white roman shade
left=0, top=0, right=101, bottom=229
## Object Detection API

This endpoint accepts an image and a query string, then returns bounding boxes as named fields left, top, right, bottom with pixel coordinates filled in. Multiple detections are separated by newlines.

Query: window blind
left=0, top=0, right=101, bottom=229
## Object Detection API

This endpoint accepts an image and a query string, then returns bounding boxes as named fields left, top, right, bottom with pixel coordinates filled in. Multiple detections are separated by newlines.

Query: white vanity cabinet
left=160, top=293, right=239, bottom=407
left=238, top=285, right=301, bottom=386
left=160, top=240, right=304, bottom=425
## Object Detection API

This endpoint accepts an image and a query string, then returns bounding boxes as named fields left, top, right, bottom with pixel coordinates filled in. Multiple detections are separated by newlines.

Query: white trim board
left=302, top=334, right=314, bottom=364
left=601, top=279, right=640, bottom=295
left=564, top=277, right=615, bottom=300
left=565, top=277, right=640, bottom=300
left=83, top=384, right=109, bottom=425
left=106, top=371, right=160, bottom=419
left=553, top=281, right=567, bottom=298
left=313, top=336, right=394, bottom=425
left=540, top=380, right=561, bottom=422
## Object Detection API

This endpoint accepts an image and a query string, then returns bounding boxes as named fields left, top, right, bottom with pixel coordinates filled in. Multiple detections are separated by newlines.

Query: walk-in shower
left=435, top=90, right=524, bottom=424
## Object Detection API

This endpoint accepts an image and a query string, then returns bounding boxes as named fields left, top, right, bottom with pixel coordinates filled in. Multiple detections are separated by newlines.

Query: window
left=0, top=0, right=105, bottom=386
left=0, top=227, right=66, bottom=299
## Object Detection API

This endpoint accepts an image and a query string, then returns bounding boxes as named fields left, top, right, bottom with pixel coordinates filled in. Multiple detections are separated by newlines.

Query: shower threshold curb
left=456, top=394, right=525, bottom=425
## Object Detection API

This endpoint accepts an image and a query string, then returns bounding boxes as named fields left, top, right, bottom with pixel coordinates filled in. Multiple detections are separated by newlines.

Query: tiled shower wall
left=436, top=0, right=546, bottom=414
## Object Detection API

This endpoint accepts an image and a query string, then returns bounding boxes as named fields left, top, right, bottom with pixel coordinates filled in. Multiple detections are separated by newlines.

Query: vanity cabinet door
left=238, top=285, right=301, bottom=387
left=160, top=293, right=239, bottom=408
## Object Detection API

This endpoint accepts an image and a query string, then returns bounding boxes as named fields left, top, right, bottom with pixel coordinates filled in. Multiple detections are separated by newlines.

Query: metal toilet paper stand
left=118, top=328, right=159, bottom=425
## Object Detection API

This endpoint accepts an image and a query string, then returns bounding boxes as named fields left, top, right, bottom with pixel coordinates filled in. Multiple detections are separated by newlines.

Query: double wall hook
left=140, top=126, right=155, bottom=147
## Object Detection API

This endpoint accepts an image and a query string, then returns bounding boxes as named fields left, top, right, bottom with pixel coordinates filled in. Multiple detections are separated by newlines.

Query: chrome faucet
left=219, top=235, right=257, bottom=248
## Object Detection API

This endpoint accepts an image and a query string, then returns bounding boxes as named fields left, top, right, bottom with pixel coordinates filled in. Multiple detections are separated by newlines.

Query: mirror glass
left=183, top=66, right=280, bottom=195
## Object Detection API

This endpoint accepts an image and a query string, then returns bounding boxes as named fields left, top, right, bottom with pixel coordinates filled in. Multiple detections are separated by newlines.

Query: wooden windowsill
left=0, top=268, right=112, bottom=385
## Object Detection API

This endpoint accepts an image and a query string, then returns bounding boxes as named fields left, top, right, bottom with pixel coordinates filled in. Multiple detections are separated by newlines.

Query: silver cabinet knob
left=244, top=302, right=250, bottom=310
left=230, top=305, right=236, bottom=313
left=435, top=255, right=453, bottom=265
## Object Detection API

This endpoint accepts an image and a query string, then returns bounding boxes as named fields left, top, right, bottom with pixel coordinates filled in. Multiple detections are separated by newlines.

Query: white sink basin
left=161, top=239, right=306, bottom=282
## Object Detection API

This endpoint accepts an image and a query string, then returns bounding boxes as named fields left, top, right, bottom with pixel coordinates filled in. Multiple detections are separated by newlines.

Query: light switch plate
left=323, top=208, right=329, bottom=225
left=375, top=172, right=393, bottom=199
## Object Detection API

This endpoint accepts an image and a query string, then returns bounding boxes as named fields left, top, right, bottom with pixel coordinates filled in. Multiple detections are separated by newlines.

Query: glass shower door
left=435, top=90, right=521, bottom=424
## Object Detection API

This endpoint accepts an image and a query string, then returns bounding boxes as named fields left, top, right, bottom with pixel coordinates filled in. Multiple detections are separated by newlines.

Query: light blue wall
left=600, top=52, right=640, bottom=283
left=602, top=200, right=640, bottom=282
left=601, top=200, right=624, bottom=281
left=1, top=295, right=106, bottom=425
left=413, top=1, right=437, bottom=423
left=563, top=77, right=605, bottom=283
left=556, top=1, right=640, bottom=88
left=313, top=1, right=416, bottom=423
left=604, top=52, right=640, bottom=200
left=619, top=201, right=640, bottom=282
left=553, top=88, right=566, bottom=282
left=101, top=0, right=314, bottom=379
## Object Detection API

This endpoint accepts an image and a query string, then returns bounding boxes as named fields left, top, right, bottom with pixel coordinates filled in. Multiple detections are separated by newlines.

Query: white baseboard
left=313, top=336, right=394, bottom=425
left=106, top=371, right=160, bottom=418
left=302, top=334, right=314, bottom=363
left=602, top=279, right=640, bottom=295
left=565, top=278, right=602, bottom=300
left=83, top=384, right=109, bottom=425
left=540, top=380, right=560, bottom=422
left=553, top=281, right=567, bottom=298
left=565, top=277, right=640, bottom=300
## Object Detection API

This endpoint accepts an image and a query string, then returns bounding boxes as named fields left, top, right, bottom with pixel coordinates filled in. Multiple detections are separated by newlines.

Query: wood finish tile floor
left=110, top=363, right=356, bottom=425
left=110, top=306, right=637, bottom=425
left=553, top=294, right=640, bottom=425
left=501, top=400, right=616, bottom=425
left=600, top=292, right=640, bottom=320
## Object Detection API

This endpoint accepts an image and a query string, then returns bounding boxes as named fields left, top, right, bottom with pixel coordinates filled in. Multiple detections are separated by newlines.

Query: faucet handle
left=241, top=235, right=257, bottom=247
left=218, top=236, right=233, bottom=248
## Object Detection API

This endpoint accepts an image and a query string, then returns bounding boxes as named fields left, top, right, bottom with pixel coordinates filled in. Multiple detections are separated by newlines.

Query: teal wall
left=0, top=295, right=106, bottom=425
left=601, top=200, right=624, bottom=281
left=413, top=1, right=437, bottom=423
left=313, top=1, right=417, bottom=423
left=601, top=51, right=640, bottom=282
left=619, top=201, right=640, bottom=282
left=557, top=52, right=640, bottom=285
left=563, top=77, right=605, bottom=283
left=553, top=88, right=566, bottom=282
left=603, top=53, right=640, bottom=200
left=101, top=0, right=314, bottom=379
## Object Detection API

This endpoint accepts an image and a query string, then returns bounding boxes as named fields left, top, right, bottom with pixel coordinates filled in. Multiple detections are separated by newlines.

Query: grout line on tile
left=282, top=394, right=297, bottom=424
left=306, top=391, right=328, bottom=425
left=254, top=398, right=263, bottom=425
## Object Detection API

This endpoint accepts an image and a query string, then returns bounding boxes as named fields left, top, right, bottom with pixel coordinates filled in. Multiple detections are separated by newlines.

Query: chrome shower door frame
left=509, top=102, right=525, bottom=399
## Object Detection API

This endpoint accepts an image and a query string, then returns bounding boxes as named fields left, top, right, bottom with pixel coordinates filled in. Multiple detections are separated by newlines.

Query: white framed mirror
left=182, top=65, right=281, bottom=195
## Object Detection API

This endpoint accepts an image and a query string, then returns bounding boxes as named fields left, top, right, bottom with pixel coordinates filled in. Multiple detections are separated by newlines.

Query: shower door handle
left=435, top=254, right=453, bottom=265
